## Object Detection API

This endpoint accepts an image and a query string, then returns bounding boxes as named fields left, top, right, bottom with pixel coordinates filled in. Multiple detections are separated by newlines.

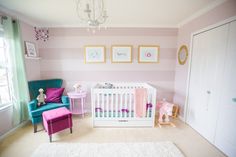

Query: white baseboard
left=0, top=120, right=30, bottom=141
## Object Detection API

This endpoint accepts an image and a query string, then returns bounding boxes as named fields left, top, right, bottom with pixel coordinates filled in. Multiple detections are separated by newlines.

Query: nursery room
left=0, top=0, right=235, bottom=156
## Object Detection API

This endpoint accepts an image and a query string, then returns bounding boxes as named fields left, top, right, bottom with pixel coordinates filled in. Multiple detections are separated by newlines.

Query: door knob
left=207, top=91, right=211, bottom=94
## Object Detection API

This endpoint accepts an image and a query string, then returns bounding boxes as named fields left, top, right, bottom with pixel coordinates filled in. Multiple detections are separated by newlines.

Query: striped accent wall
left=38, top=27, right=177, bottom=111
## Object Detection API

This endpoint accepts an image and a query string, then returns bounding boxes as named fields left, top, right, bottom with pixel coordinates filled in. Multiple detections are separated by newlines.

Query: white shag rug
left=31, top=141, right=184, bottom=157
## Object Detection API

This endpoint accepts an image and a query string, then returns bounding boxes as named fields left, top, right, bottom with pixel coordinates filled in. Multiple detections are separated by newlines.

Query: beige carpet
left=0, top=115, right=226, bottom=157
left=31, top=142, right=184, bottom=157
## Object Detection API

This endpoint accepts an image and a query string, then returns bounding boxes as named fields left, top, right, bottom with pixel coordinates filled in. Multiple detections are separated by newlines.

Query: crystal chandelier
left=76, top=0, right=108, bottom=32
left=34, top=27, right=49, bottom=41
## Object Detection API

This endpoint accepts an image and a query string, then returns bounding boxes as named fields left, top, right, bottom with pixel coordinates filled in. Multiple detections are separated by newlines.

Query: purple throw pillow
left=45, top=88, right=64, bottom=103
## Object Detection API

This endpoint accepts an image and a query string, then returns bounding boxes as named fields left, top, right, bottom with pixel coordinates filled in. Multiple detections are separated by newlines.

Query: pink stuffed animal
left=156, top=101, right=174, bottom=122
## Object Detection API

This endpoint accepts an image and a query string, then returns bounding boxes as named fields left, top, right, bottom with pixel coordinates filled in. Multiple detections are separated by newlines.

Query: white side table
left=67, top=91, right=87, bottom=117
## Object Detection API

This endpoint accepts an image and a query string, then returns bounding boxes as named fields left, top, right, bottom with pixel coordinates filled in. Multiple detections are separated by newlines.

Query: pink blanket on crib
left=135, top=88, right=147, bottom=117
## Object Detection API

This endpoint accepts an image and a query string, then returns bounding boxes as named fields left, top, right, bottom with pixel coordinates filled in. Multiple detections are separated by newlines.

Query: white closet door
left=188, top=32, right=209, bottom=136
left=215, top=21, right=236, bottom=157
left=188, top=24, right=229, bottom=143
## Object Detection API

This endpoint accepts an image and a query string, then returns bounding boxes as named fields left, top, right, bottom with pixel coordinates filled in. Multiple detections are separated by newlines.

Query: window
left=0, top=28, right=11, bottom=107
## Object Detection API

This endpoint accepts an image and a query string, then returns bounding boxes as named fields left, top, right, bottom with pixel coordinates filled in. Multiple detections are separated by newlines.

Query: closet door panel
left=187, top=33, right=208, bottom=135
left=202, top=24, right=229, bottom=143
left=188, top=24, right=229, bottom=143
left=215, top=21, right=236, bottom=157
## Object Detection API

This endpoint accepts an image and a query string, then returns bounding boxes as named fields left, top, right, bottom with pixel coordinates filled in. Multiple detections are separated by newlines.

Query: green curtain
left=3, top=16, right=29, bottom=126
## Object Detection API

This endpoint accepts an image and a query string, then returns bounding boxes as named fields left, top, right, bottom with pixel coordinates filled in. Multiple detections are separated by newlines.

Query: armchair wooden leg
left=34, top=124, right=37, bottom=133
left=49, top=135, right=52, bottom=142
left=42, top=123, right=45, bottom=131
left=70, top=127, right=72, bottom=134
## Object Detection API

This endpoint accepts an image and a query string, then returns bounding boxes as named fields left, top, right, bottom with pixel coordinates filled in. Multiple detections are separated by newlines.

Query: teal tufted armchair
left=27, top=79, right=70, bottom=133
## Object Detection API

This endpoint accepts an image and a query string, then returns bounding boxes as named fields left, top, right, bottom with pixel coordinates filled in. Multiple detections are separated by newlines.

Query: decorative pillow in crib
left=45, top=88, right=64, bottom=103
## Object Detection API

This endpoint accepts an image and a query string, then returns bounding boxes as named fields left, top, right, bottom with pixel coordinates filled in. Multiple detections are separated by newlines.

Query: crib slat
left=97, top=93, right=100, bottom=117
left=115, top=93, right=118, bottom=117
left=133, top=92, right=136, bottom=118
left=111, top=93, right=114, bottom=118
left=129, top=93, right=132, bottom=118
left=101, top=93, right=104, bottom=118
left=91, top=90, right=95, bottom=119
left=106, top=93, right=109, bottom=117
left=96, top=94, right=99, bottom=117
left=148, top=90, right=151, bottom=104
left=120, top=93, right=123, bottom=118
left=147, top=102, right=150, bottom=118
left=124, top=93, right=128, bottom=118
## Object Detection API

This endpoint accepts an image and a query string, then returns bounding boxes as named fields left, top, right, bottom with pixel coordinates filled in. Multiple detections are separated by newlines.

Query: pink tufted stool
left=42, top=107, right=73, bottom=142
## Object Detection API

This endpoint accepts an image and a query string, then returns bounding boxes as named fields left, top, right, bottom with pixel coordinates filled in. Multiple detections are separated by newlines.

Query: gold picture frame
left=138, top=45, right=160, bottom=63
left=84, top=45, right=106, bottom=63
left=178, top=45, right=188, bottom=65
left=111, top=45, right=132, bottom=63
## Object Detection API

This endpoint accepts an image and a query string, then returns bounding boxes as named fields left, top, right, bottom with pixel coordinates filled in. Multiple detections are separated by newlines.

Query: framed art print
left=84, top=46, right=106, bottom=63
left=138, top=45, right=159, bottom=63
left=25, top=41, right=37, bottom=57
left=111, top=45, right=132, bottom=63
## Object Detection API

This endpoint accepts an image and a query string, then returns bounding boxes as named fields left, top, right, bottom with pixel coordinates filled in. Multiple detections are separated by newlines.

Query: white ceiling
left=0, top=0, right=226, bottom=27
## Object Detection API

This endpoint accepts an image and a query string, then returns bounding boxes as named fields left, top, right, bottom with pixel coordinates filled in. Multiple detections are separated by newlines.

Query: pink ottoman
left=42, top=107, right=73, bottom=142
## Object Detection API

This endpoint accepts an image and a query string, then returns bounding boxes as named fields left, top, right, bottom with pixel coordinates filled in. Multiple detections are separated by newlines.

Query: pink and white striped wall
left=20, top=0, right=236, bottom=117
left=20, top=21, right=41, bottom=81
left=38, top=27, right=178, bottom=110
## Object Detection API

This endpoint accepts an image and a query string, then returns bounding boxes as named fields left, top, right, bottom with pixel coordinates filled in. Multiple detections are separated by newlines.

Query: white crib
left=91, top=82, right=157, bottom=127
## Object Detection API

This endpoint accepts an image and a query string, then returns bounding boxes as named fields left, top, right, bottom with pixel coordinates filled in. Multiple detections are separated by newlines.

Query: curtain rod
left=0, top=15, right=17, bottom=25
left=0, top=15, right=8, bottom=20
left=0, top=15, right=8, bottom=24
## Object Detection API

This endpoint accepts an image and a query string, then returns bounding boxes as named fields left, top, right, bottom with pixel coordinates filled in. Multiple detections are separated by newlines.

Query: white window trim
left=0, top=103, right=12, bottom=111
left=0, top=30, right=12, bottom=109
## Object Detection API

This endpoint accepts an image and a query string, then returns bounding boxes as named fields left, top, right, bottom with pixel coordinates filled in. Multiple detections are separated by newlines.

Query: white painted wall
left=0, top=106, right=13, bottom=136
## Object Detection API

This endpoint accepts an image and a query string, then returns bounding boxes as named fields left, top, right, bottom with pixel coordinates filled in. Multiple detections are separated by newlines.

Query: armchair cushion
left=31, top=103, right=69, bottom=117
